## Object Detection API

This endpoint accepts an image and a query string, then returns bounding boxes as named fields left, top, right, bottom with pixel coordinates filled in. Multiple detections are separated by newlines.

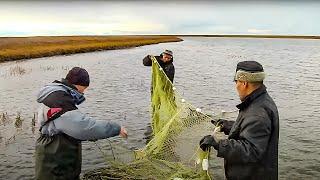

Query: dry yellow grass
left=0, top=36, right=182, bottom=62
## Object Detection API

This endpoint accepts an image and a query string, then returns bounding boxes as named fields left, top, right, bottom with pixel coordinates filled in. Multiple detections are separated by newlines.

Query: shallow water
left=0, top=37, right=319, bottom=179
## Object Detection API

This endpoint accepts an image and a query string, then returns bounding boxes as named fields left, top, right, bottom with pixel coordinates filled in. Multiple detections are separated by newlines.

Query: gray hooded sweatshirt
left=36, top=82, right=121, bottom=140
left=35, top=81, right=121, bottom=180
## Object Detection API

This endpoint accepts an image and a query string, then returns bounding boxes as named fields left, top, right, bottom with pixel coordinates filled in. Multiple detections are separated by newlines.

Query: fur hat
left=234, top=61, right=265, bottom=82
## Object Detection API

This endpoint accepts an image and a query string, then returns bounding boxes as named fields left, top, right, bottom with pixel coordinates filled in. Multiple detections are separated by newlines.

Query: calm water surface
left=0, top=37, right=319, bottom=179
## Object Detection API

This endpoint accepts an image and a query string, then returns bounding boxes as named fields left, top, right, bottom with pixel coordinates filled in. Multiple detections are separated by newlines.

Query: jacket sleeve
left=143, top=55, right=152, bottom=66
left=54, top=110, right=121, bottom=141
left=167, top=64, right=175, bottom=82
left=217, top=114, right=271, bottom=164
left=222, top=120, right=235, bottom=135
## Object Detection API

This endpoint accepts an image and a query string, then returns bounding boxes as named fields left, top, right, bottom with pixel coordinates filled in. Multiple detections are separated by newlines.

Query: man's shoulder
left=242, top=98, right=276, bottom=125
left=45, top=90, right=72, bottom=101
left=154, top=55, right=161, bottom=60
left=43, top=90, right=77, bottom=111
left=255, top=92, right=278, bottom=113
left=144, top=55, right=161, bottom=61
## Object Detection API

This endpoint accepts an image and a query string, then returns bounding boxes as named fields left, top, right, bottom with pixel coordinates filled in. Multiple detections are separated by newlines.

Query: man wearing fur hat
left=35, top=67, right=128, bottom=180
left=143, top=49, right=175, bottom=82
left=200, top=61, right=279, bottom=180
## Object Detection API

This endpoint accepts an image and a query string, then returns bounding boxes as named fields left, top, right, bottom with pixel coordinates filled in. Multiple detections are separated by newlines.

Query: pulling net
left=84, top=56, right=234, bottom=180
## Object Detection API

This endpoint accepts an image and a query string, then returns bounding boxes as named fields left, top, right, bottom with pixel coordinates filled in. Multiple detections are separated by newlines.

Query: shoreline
left=1, top=34, right=318, bottom=63
left=0, top=36, right=183, bottom=63
left=180, top=34, right=320, bottom=39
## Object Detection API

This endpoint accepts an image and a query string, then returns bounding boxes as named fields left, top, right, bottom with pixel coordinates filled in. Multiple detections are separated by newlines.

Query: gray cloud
left=0, top=1, right=319, bottom=36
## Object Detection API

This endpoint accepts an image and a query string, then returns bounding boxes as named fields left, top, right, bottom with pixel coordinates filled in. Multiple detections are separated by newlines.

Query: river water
left=0, top=37, right=319, bottom=179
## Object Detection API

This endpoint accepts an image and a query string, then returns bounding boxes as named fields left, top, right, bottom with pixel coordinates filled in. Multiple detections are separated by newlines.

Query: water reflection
left=0, top=37, right=319, bottom=179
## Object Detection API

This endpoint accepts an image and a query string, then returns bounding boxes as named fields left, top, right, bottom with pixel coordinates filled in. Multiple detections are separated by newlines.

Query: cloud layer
left=0, top=1, right=319, bottom=36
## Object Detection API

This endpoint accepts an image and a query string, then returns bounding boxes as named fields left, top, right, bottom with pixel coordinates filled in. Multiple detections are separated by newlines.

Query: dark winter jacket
left=143, top=55, right=175, bottom=82
left=35, top=79, right=121, bottom=180
left=217, top=85, right=279, bottom=180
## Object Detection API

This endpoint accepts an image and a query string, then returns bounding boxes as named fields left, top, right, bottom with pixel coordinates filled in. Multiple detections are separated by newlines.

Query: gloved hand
left=211, top=119, right=234, bottom=135
left=199, top=135, right=219, bottom=151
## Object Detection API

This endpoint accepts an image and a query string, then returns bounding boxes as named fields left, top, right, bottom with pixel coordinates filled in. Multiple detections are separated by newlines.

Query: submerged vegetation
left=0, top=36, right=182, bottom=62
left=14, top=112, right=23, bottom=128
left=0, top=112, right=9, bottom=125
left=1, top=64, right=72, bottom=78
left=9, top=65, right=27, bottom=76
left=0, top=112, right=37, bottom=146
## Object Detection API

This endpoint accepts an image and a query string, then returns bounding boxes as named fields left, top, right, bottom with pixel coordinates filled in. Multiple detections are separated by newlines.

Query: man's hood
left=37, top=81, right=86, bottom=105
left=36, top=83, right=71, bottom=103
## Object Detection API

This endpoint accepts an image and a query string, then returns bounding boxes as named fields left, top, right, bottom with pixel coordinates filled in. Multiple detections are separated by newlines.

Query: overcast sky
left=0, top=1, right=319, bottom=36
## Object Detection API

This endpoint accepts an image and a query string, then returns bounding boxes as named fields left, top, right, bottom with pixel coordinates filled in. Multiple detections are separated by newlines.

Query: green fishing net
left=83, top=56, right=232, bottom=180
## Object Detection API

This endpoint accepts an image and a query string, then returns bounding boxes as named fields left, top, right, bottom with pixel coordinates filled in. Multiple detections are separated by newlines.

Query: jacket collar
left=236, top=84, right=267, bottom=110
left=54, top=78, right=77, bottom=90
left=53, top=79, right=85, bottom=105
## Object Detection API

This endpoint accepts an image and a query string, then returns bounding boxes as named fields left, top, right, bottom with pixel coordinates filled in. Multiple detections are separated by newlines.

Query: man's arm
left=166, top=64, right=175, bottom=82
left=217, top=114, right=271, bottom=164
left=143, top=55, right=152, bottom=66
left=55, top=110, right=122, bottom=141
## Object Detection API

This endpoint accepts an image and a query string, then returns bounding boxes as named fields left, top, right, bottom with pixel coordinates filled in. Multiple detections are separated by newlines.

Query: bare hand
left=119, top=127, right=128, bottom=138
left=212, top=126, right=226, bottom=143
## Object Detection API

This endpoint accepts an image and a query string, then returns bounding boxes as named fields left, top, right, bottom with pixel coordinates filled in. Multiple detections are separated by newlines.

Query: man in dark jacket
left=142, top=50, right=175, bottom=142
left=35, top=67, right=128, bottom=180
left=200, top=61, right=279, bottom=180
left=143, top=49, right=175, bottom=82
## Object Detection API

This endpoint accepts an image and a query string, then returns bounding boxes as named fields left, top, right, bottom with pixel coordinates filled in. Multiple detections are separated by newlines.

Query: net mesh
left=83, top=56, right=235, bottom=180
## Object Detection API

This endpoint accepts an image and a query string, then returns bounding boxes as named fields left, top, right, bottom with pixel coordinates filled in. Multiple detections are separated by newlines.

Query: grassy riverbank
left=0, top=36, right=182, bottom=62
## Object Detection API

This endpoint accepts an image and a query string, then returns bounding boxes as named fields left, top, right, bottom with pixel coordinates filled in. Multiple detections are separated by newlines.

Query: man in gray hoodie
left=35, top=67, right=127, bottom=180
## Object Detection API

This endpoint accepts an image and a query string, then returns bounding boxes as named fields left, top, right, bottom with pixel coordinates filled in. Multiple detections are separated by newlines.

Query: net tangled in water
left=83, top=56, right=232, bottom=180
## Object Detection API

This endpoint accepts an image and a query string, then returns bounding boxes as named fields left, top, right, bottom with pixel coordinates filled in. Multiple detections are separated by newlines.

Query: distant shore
left=0, top=36, right=183, bottom=63
left=181, top=34, right=320, bottom=39
left=1, top=34, right=318, bottom=63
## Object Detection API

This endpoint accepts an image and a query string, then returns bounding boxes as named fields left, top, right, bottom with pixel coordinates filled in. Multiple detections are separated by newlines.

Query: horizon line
left=1, top=34, right=319, bottom=39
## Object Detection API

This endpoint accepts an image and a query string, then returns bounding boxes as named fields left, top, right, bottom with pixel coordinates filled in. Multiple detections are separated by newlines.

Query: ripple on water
left=0, top=37, right=320, bottom=179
